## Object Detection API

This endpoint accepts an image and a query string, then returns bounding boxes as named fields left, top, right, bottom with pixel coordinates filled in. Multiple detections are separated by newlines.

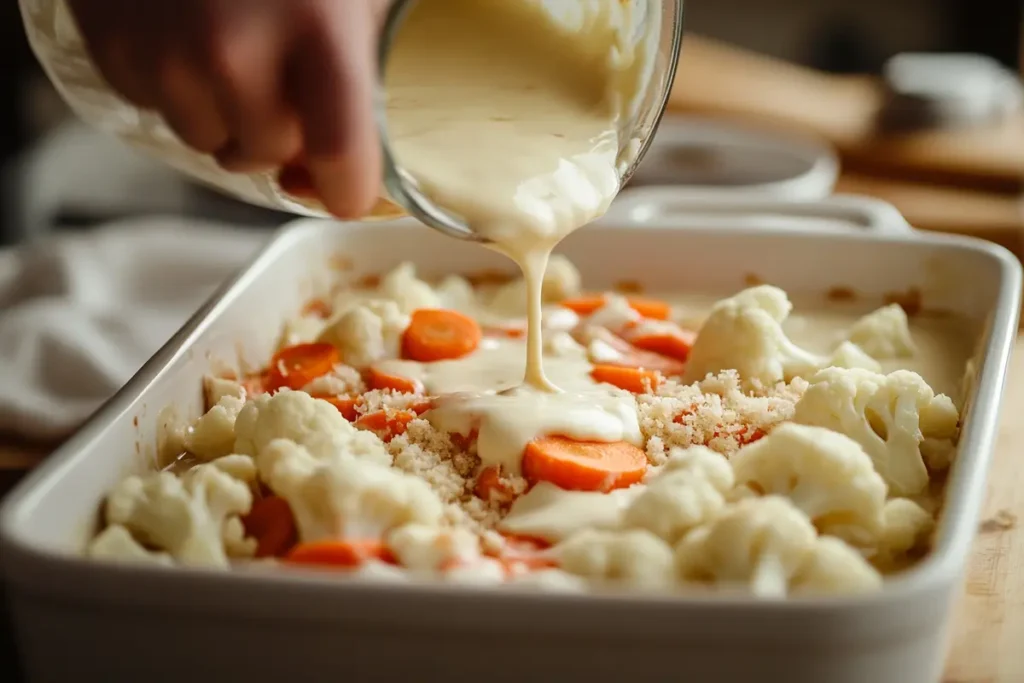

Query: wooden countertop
left=2, top=337, right=1023, bottom=682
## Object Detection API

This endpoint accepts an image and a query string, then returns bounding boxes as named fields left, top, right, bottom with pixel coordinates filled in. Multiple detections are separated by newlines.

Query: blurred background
left=1, top=0, right=1021, bottom=247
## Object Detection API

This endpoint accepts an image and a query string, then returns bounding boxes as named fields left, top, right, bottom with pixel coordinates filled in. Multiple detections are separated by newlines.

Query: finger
left=288, top=3, right=382, bottom=219
left=202, top=7, right=303, bottom=172
left=68, top=0, right=160, bottom=108
left=155, top=54, right=231, bottom=154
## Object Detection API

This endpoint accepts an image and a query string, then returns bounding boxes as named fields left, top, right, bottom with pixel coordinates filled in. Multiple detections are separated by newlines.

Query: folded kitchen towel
left=0, top=217, right=269, bottom=441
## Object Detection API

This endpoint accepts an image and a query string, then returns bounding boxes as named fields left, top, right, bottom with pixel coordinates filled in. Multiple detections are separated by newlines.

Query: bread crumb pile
left=368, top=369, right=806, bottom=531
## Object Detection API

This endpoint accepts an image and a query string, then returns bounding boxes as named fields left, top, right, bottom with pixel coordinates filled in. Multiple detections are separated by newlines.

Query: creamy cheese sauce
left=384, top=0, right=656, bottom=474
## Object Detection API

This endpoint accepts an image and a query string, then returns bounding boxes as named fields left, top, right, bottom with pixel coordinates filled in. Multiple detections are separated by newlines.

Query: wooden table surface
left=1, top=338, right=1022, bottom=682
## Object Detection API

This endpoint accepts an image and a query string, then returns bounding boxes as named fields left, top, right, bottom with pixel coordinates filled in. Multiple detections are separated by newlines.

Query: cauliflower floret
left=104, top=464, right=253, bottom=569
left=660, top=446, right=735, bottom=494
left=790, top=536, right=884, bottom=596
left=623, top=470, right=726, bottom=543
left=386, top=524, right=481, bottom=572
left=682, top=286, right=824, bottom=386
left=544, top=331, right=586, bottom=358
left=380, top=262, right=443, bottom=313
left=731, top=423, right=888, bottom=545
left=302, top=364, right=365, bottom=397
left=87, top=524, right=173, bottom=566
left=871, top=498, right=935, bottom=568
left=184, top=395, right=246, bottom=461
left=233, top=390, right=390, bottom=464
left=203, top=375, right=246, bottom=409
left=318, top=300, right=410, bottom=370
left=541, top=254, right=583, bottom=302
left=352, top=560, right=412, bottom=584
left=793, top=367, right=960, bottom=496
left=279, top=314, right=327, bottom=348
left=499, top=482, right=640, bottom=543
left=676, top=496, right=817, bottom=597
left=589, top=294, right=641, bottom=330
left=846, top=304, right=916, bottom=359
left=828, top=342, right=882, bottom=373
left=435, top=275, right=477, bottom=312
left=223, top=517, right=257, bottom=558
left=507, top=568, right=589, bottom=593
left=207, top=454, right=258, bottom=485
left=555, top=528, right=675, bottom=588
left=443, top=558, right=508, bottom=586
left=256, top=439, right=444, bottom=542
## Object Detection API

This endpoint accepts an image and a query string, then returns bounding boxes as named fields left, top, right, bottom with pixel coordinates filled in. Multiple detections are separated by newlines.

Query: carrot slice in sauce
left=355, top=410, right=417, bottom=441
left=474, top=466, right=516, bottom=503
left=590, top=365, right=661, bottom=394
left=286, top=540, right=396, bottom=568
left=626, top=330, right=696, bottom=363
left=265, top=343, right=339, bottom=392
left=522, top=436, right=648, bottom=493
left=402, top=309, right=482, bottom=362
left=366, top=367, right=423, bottom=394
left=561, top=295, right=671, bottom=321
left=483, top=324, right=526, bottom=340
left=315, top=395, right=360, bottom=422
left=240, top=371, right=268, bottom=396
left=242, top=496, right=298, bottom=558
left=302, top=298, right=333, bottom=319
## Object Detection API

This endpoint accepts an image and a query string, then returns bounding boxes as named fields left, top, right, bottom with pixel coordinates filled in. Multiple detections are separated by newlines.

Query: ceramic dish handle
left=608, top=189, right=915, bottom=235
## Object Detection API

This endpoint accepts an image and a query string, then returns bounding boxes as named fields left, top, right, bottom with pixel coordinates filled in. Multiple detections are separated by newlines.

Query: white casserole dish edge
left=1, top=191, right=1019, bottom=683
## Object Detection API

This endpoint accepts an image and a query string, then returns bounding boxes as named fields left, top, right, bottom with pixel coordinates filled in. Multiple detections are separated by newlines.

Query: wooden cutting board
left=668, top=35, right=1024, bottom=193
left=666, top=35, right=1024, bottom=257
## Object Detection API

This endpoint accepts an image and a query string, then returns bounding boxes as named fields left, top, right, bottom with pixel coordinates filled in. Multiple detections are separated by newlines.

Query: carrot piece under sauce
left=264, top=343, right=339, bottom=392
left=522, top=436, right=648, bottom=493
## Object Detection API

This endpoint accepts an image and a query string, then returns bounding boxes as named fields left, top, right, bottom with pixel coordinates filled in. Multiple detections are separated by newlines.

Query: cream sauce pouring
left=383, top=0, right=655, bottom=474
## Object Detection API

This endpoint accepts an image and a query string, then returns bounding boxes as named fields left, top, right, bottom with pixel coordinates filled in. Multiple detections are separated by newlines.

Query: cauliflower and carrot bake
left=86, top=257, right=971, bottom=598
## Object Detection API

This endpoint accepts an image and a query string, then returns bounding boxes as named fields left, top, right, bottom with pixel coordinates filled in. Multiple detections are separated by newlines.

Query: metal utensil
left=373, top=0, right=684, bottom=243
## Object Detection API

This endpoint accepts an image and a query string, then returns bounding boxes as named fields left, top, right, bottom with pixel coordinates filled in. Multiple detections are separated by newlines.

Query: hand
left=68, top=0, right=389, bottom=219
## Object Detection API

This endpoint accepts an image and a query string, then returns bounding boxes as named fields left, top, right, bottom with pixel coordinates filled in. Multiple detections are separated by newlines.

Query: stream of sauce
left=383, top=0, right=657, bottom=474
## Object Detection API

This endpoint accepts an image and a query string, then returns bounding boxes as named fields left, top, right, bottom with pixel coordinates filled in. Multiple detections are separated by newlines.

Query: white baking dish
left=1, top=191, right=1019, bottom=683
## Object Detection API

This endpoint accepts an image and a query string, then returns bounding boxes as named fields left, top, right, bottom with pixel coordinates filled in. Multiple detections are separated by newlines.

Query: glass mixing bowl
left=19, top=0, right=684, bottom=223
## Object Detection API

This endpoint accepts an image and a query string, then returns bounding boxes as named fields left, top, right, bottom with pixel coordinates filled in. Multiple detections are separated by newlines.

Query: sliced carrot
left=483, top=324, right=526, bottom=340
left=302, top=298, right=333, bottom=319
left=490, top=535, right=557, bottom=573
left=242, top=496, right=298, bottom=558
left=355, top=410, right=417, bottom=441
left=590, top=364, right=661, bottom=394
left=285, top=540, right=396, bottom=568
left=240, top=371, right=268, bottom=396
left=626, top=330, right=696, bottom=363
left=606, top=348, right=686, bottom=378
left=402, top=309, right=482, bottom=362
left=474, top=466, right=516, bottom=503
left=315, top=395, right=360, bottom=422
left=366, top=367, right=423, bottom=394
left=265, top=343, right=340, bottom=392
left=522, top=436, right=648, bottom=493
left=407, top=399, right=434, bottom=415
left=561, top=295, right=671, bottom=321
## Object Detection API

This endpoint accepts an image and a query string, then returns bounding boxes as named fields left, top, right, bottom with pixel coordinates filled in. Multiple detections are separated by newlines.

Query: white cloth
left=0, top=217, right=269, bottom=440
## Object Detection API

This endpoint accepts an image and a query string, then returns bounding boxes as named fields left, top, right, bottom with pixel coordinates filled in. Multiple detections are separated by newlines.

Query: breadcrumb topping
left=638, top=371, right=807, bottom=465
